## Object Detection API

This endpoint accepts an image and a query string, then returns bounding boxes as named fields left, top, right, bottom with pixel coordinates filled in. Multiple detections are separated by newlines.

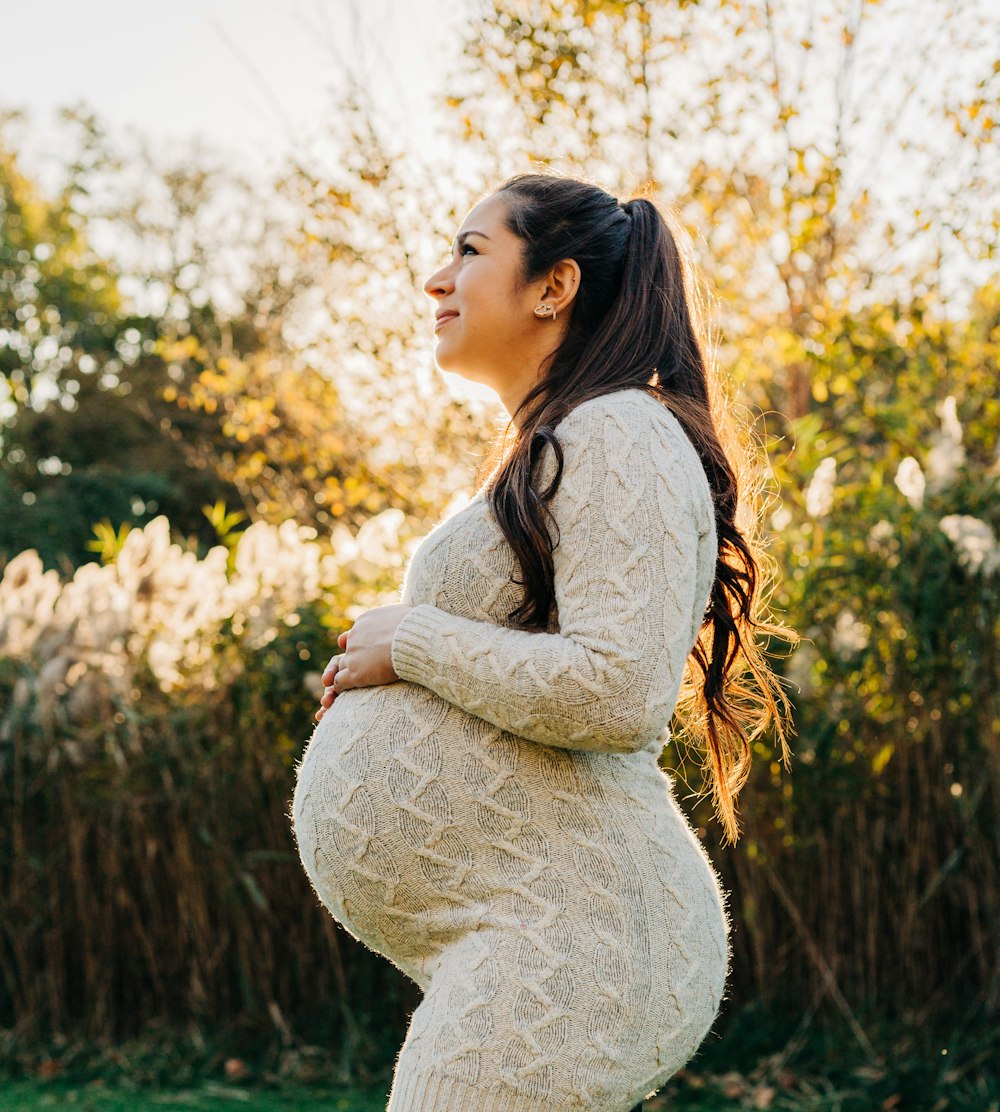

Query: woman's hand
left=314, top=603, right=414, bottom=722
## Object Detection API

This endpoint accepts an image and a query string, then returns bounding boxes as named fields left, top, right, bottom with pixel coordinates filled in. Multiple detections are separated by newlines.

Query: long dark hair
left=476, top=170, right=798, bottom=846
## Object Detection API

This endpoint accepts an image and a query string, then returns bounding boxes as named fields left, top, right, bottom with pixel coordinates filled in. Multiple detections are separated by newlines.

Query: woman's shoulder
left=552, top=387, right=715, bottom=528
left=554, top=387, right=700, bottom=468
left=556, top=386, right=683, bottom=435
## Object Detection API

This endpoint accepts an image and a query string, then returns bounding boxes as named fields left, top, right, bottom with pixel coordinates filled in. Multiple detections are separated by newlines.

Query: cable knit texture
left=292, top=388, right=732, bottom=1111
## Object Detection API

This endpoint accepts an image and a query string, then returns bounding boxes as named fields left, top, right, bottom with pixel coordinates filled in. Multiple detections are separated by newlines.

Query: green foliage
left=202, top=500, right=248, bottom=575
left=0, top=110, right=123, bottom=407
left=0, top=116, right=247, bottom=570
left=202, top=500, right=247, bottom=541
left=0, top=466, right=176, bottom=572
left=671, top=286, right=1000, bottom=1022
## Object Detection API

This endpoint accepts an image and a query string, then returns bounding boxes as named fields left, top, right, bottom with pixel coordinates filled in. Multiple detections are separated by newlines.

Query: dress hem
left=387, top=1067, right=654, bottom=1111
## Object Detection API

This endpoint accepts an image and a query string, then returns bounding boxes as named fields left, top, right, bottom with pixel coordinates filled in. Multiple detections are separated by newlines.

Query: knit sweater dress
left=291, top=387, right=732, bottom=1111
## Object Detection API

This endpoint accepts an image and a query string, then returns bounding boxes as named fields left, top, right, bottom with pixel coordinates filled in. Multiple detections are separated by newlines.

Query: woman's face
left=423, top=192, right=573, bottom=421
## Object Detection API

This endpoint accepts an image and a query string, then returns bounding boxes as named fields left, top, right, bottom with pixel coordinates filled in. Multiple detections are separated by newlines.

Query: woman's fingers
left=316, top=657, right=342, bottom=723
left=316, top=642, right=354, bottom=723
left=316, top=648, right=350, bottom=711
left=321, top=634, right=350, bottom=682
left=315, top=683, right=337, bottom=722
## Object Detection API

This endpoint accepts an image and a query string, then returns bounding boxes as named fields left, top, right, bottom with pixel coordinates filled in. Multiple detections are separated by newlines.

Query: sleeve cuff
left=391, top=603, right=450, bottom=685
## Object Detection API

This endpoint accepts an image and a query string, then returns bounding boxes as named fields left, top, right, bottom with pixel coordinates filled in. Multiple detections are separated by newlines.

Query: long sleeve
left=389, top=391, right=717, bottom=755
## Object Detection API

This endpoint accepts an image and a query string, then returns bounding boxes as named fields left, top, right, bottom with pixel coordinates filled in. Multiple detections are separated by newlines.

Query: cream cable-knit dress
left=292, top=387, right=732, bottom=1111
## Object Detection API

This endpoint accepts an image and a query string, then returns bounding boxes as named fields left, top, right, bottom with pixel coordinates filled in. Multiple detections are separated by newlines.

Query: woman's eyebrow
left=451, top=230, right=492, bottom=251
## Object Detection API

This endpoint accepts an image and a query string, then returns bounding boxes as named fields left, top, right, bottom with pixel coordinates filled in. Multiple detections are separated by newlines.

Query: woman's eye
left=442, top=244, right=478, bottom=264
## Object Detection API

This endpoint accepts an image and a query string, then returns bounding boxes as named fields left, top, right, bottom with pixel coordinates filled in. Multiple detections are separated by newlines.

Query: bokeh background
left=1, top=1, right=997, bottom=1109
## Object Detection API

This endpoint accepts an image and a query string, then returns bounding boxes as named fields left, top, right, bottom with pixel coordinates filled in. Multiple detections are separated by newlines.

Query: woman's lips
left=434, top=313, right=458, bottom=330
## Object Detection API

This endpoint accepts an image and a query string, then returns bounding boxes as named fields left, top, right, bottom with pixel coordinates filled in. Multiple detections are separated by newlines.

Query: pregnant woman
left=292, top=172, right=795, bottom=1110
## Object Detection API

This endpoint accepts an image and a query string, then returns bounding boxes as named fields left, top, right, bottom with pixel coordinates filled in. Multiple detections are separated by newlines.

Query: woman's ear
left=541, top=258, right=581, bottom=317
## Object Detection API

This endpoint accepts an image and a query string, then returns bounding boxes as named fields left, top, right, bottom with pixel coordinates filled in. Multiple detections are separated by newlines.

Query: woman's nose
left=423, top=264, right=454, bottom=299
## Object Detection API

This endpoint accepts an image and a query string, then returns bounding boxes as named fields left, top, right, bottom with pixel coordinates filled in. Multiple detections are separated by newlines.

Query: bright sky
left=3, top=0, right=471, bottom=176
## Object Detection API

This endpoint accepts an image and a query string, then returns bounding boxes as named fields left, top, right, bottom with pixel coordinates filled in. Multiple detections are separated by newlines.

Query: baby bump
left=292, top=682, right=487, bottom=963
left=293, top=686, right=729, bottom=1015
left=294, top=697, right=624, bottom=904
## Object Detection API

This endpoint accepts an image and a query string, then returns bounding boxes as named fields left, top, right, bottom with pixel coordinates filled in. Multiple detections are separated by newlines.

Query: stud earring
left=534, top=303, right=558, bottom=320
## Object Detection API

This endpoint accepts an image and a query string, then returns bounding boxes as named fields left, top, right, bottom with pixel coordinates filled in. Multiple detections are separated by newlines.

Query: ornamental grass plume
left=804, top=457, right=837, bottom=518
left=938, top=514, right=1000, bottom=577
left=894, top=456, right=926, bottom=509
left=0, top=509, right=415, bottom=756
left=926, top=395, right=966, bottom=492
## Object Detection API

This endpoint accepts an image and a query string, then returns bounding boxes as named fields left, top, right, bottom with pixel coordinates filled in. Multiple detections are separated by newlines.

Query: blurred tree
left=708, top=280, right=1000, bottom=1022
left=0, top=110, right=236, bottom=570
left=0, top=104, right=474, bottom=572
left=99, top=131, right=406, bottom=532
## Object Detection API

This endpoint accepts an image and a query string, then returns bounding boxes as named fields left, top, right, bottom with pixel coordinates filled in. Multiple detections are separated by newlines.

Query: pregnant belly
left=292, top=682, right=730, bottom=1000
left=292, top=681, right=499, bottom=974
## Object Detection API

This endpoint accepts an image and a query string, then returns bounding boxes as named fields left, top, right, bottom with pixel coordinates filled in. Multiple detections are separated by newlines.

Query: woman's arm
left=390, top=393, right=715, bottom=755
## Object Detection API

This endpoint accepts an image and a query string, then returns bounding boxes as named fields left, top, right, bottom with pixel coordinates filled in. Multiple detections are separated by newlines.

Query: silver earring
left=534, top=303, right=558, bottom=320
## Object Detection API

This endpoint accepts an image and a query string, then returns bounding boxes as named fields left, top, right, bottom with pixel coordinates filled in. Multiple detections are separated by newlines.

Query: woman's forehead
left=460, top=193, right=508, bottom=229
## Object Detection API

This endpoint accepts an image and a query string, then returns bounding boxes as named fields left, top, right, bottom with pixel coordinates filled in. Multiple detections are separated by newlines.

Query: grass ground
left=3, top=1008, right=997, bottom=1112
left=0, top=1079, right=747, bottom=1110
left=2, top=1071, right=877, bottom=1111
left=1, top=1082, right=358, bottom=1110
left=0, top=1082, right=385, bottom=1110
left=5, top=1071, right=995, bottom=1112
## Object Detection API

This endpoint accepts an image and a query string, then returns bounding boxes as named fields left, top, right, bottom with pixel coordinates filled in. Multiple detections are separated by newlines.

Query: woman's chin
left=434, top=350, right=469, bottom=377
left=436, top=360, right=486, bottom=388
